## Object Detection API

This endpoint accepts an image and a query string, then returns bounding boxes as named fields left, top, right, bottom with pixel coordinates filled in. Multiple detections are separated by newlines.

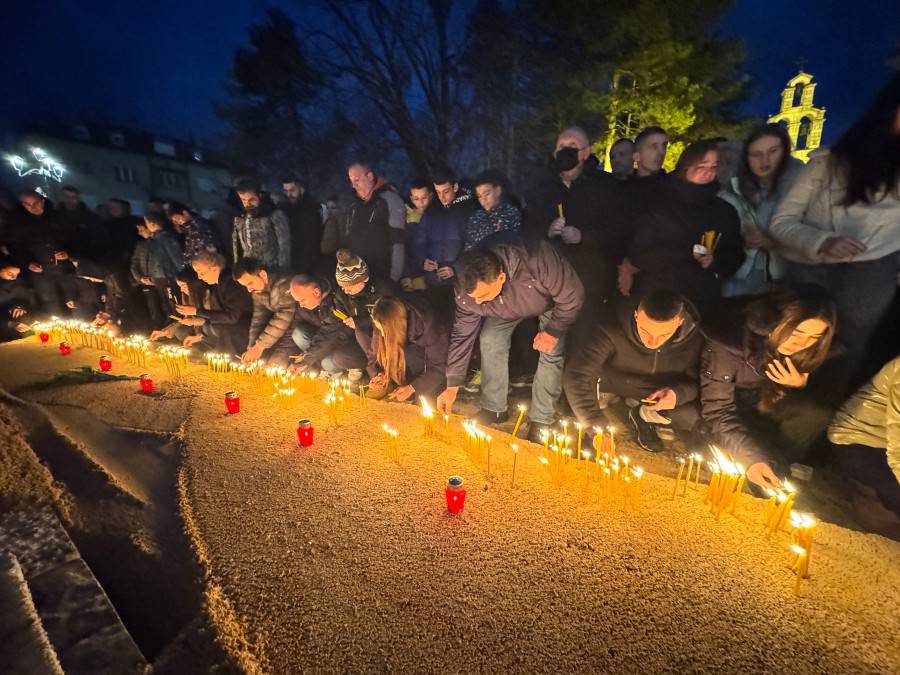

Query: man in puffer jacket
left=233, top=257, right=297, bottom=367
left=232, top=179, right=291, bottom=272
left=436, top=233, right=584, bottom=441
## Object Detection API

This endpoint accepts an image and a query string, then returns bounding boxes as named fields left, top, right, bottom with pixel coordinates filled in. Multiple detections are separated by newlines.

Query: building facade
left=767, top=71, right=826, bottom=163
left=5, top=124, right=233, bottom=214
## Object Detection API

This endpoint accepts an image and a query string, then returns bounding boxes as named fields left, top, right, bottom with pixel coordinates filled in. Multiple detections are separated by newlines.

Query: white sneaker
left=347, top=368, right=364, bottom=383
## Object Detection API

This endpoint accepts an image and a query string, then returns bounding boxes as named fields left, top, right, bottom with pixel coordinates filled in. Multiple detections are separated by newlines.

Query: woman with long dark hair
left=623, top=140, right=745, bottom=315
left=368, top=294, right=449, bottom=402
left=700, top=287, right=837, bottom=490
left=770, top=73, right=900, bottom=387
left=719, top=123, right=804, bottom=295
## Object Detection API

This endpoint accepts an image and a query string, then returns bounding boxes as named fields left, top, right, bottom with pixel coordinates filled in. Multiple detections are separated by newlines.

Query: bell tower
left=767, top=65, right=826, bottom=163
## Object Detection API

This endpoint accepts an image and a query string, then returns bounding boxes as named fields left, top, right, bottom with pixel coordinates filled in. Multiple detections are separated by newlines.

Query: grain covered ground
left=1, top=338, right=898, bottom=673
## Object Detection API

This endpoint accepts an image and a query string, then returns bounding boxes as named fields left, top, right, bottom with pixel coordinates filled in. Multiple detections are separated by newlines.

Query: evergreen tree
left=216, top=9, right=323, bottom=179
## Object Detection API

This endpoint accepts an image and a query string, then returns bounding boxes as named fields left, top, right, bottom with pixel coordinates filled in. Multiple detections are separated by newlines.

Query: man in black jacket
left=171, top=251, right=252, bottom=354
left=282, top=177, right=323, bottom=274
left=289, top=274, right=367, bottom=378
left=565, top=290, right=703, bottom=452
left=436, top=234, right=584, bottom=439
left=523, top=126, right=626, bottom=302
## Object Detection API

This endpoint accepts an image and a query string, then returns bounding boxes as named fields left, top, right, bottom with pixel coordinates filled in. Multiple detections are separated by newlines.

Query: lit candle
left=296, top=419, right=315, bottom=447
left=691, top=454, right=703, bottom=489
left=510, top=443, right=519, bottom=488
left=790, top=545, right=808, bottom=596
left=542, top=428, right=550, bottom=454
left=592, top=427, right=604, bottom=457
left=39, top=331, right=50, bottom=344
left=445, top=476, right=467, bottom=514
left=139, top=374, right=153, bottom=393
left=671, top=457, right=686, bottom=499
left=511, top=404, right=527, bottom=438
left=632, top=467, right=644, bottom=508
left=729, top=467, right=747, bottom=514
left=224, top=391, right=240, bottom=414
left=98, top=355, right=112, bottom=372
left=682, top=454, right=695, bottom=497
left=59, top=342, right=71, bottom=356
left=575, top=422, right=584, bottom=461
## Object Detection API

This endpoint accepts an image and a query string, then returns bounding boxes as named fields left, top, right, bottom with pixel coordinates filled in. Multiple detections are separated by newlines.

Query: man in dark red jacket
left=436, top=233, right=584, bottom=441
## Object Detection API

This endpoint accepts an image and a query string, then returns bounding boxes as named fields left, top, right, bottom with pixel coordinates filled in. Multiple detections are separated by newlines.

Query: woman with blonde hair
left=368, top=294, right=449, bottom=402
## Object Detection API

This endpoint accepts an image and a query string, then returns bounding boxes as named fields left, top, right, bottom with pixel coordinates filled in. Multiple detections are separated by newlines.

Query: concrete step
left=0, top=507, right=147, bottom=674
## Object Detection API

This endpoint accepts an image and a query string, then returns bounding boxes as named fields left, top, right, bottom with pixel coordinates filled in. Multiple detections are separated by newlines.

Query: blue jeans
left=479, top=313, right=566, bottom=425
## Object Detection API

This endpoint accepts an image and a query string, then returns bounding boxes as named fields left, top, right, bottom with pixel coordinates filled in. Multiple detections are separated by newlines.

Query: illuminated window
left=114, top=166, right=137, bottom=183
left=154, top=140, right=176, bottom=157
left=797, top=117, right=812, bottom=150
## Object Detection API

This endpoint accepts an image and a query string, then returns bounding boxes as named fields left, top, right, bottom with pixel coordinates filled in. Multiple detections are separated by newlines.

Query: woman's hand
left=746, top=462, right=781, bottom=490
left=388, top=384, right=415, bottom=402
left=766, top=357, right=808, bottom=388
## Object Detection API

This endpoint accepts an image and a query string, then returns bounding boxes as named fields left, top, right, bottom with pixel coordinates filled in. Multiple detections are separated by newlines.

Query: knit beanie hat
left=335, top=248, right=370, bottom=286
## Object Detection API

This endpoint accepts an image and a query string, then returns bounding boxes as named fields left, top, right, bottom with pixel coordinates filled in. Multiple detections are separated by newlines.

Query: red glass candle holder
left=58, top=342, right=71, bottom=356
left=139, top=374, right=154, bottom=393
left=445, top=476, right=467, bottom=514
left=297, top=419, right=315, bottom=447
left=225, top=391, right=240, bottom=414
left=98, top=355, right=112, bottom=372
left=39, top=332, right=50, bottom=344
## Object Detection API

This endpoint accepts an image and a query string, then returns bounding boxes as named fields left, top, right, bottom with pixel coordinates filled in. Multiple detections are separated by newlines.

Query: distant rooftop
left=25, top=122, right=226, bottom=168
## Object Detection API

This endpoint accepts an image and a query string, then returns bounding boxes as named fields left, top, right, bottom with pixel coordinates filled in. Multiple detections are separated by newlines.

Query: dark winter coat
left=131, top=230, right=183, bottom=280
left=699, top=298, right=797, bottom=468
left=282, top=194, right=324, bottom=274
left=0, top=276, right=33, bottom=334
left=414, top=190, right=476, bottom=286
left=340, top=183, right=407, bottom=281
left=564, top=297, right=703, bottom=430
left=334, top=277, right=397, bottom=338
left=180, top=215, right=222, bottom=265
left=7, top=206, right=71, bottom=268
left=294, top=277, right=356, bottom=369
left=627, top=176, right=744, bottom=315
left=232, top=203, right=291, bottom=271
left=194, top=268, right=252, bottom=333
left=446, top=234, right=585, bottom=387
left=464, top=202, right=522, bottom=251
left=369, top=292, right=449, bottom=397
left=523, top=157, right=627, bottom=295
left=248, top=274, right=297, bottom=350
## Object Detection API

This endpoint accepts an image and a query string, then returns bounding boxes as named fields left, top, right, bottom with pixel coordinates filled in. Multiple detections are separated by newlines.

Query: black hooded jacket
left=564, top=297, right=703, bottom=430
left=627, top=176, right=744, bottom=314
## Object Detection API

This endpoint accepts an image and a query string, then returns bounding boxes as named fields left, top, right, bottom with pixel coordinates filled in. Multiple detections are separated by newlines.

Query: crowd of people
left=1, top=73, right=897, bottom=512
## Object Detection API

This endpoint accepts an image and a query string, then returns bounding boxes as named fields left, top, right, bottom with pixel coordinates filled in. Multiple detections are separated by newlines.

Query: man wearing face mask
left=564, top=289, right=703, bottom=453
left=523, top=127, right=624, bottom=304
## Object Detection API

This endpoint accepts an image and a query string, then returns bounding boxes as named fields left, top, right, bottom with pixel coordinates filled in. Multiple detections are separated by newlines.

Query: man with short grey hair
left=523, top=126, right=625, bottom=303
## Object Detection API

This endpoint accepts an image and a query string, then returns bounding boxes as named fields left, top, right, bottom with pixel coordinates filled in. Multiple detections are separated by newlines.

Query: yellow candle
left=510, top=444, right=519, bottom=488
left=671, top=458, right=686, bottom=499
left=791, top=545, right=807, bottom=596
left=511, top=404, right=527, bottom=438
left=682, top=455, right=695, bottom=497
left=729, top=473, right=747, bottom=514
left=692, top=454, right=703, bottom=489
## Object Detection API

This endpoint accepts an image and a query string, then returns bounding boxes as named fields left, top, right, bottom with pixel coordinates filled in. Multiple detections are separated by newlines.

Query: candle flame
left=632, top=467, right=644, bottom=479
left=517, top=403, right=527, bottom=412
left=790, top=544, right=807, bottom=557
left=510, top=443, right=519, bottom=453
left=538, top=456, right=549, bottom=466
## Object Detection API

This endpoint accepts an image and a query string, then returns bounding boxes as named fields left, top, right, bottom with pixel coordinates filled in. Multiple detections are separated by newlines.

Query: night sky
left=2, top=0, right=897, bottom=147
